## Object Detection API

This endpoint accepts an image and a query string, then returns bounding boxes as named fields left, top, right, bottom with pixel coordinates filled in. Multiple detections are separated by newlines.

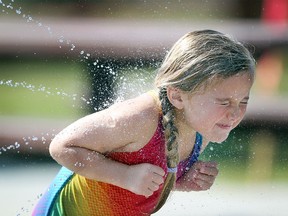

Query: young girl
left=33, top=30, right=255, bottom=216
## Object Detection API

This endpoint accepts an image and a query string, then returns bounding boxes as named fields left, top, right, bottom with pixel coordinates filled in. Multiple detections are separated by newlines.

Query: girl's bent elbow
left=49, top=140, right=58, bottom=159
left=49, top=136, right=65, bottom=160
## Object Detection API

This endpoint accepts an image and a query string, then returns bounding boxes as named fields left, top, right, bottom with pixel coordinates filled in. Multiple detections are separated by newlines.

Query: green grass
left=279, top=51, right=288, bottom=93
left=0, top=58, right=87, bottom=119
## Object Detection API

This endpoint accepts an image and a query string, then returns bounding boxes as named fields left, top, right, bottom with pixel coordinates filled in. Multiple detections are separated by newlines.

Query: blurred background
left=0, top=0, right=288, bottom=215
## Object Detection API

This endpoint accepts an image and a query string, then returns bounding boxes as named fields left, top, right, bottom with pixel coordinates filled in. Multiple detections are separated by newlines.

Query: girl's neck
left=176, top=118, right=198, bottom=161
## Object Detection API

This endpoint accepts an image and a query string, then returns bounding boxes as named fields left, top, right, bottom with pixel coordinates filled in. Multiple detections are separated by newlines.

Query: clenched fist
left=124, top=163, right=165, bottom=197
left=175, top=161, right=219, bottom=192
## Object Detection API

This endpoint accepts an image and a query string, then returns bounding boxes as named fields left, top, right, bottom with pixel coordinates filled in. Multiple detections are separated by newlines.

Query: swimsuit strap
left=184, top=132, right=203, bottom=171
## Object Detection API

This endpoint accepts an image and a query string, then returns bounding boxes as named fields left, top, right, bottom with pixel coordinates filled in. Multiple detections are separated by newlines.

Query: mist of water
left=0, top=1, right=157, bottom=156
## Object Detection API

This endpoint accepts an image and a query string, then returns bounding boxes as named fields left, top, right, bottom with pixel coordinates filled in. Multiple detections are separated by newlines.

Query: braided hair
left=152, top=88, right=179, bottom=212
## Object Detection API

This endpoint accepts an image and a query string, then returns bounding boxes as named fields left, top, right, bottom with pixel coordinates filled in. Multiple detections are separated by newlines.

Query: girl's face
left=180, top=73, right=254, bottom=143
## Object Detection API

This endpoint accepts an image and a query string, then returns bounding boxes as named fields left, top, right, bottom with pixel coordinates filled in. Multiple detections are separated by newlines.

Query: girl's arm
left=174, top=161, right=219, bottom=191
left=49, top=94, right=165, bottom=197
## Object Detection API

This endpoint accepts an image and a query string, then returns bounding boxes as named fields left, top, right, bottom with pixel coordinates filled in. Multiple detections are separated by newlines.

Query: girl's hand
left=176, top=161, right=219, bottom=192
left=125, top=163, right=165, bottom=197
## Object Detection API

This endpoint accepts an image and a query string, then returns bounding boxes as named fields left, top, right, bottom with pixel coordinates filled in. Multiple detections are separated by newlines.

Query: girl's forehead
left=205, top=74, right=253, bottom=97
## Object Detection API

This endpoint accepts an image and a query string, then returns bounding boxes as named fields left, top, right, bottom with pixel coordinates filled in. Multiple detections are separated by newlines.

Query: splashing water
left=0, top=80, right=82, bottom=102
left=0, top=142, right=20, bottom=153
left=0, top=129, right=58, bottom=155
left=0, top=0, right=161, bottom=163
left=0, top=2, right=162, bottom=216
left=0, top=0, right=156, bottom=90
left=0, top=0, right=90, bottom=57
left=0, top=77, right=99, bottom=155
left=0, top=0, right=165, bottom=169
left=0, top=1, right=156, bottom=155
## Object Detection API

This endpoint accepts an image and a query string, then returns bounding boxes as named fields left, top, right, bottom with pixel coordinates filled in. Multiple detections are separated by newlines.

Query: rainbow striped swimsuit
left=32, top=120, right=202, bottom=216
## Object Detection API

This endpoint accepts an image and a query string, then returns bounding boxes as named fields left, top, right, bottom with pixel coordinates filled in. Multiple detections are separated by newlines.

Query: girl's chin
left=209, top=133, right=230, bottom=143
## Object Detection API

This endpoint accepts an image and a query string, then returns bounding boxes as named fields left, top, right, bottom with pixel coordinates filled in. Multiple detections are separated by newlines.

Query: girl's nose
left=227, top=106, right=241, bottom=121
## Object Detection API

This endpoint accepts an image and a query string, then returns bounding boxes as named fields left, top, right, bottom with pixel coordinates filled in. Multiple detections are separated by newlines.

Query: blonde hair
left=153, top=30, right=256, bottom=212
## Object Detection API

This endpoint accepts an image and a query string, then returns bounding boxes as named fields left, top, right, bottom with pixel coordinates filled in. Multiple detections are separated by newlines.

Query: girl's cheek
left=214, top=106, right=228, bottom=116
left=239, top=106, right=248, bottom=116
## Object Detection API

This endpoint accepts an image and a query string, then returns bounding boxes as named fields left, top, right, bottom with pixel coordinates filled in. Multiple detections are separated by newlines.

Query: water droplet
left=32, top=136, right=38, bottom=141
left=26, top=15, right=33, bottom=22
left=58, top=36, right=64, bottom=43
left=6, top=3, right=13, bottom=9
left=15, top=142, right=20, bottom=148
left=70, top=44, right=75, bottom=51
left=16, top=7, right=21, bottom=14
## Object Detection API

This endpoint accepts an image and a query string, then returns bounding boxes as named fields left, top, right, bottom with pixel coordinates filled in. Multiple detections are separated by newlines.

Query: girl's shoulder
left=109, top=91, right=160, bottom=122
left=107, top=91, right=162, bottom=152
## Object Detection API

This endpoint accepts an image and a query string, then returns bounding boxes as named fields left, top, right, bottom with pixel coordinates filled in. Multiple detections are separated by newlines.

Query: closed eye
left=240, top=97, right=249, bottom=105
left=214, top=99, right=230, bottom=106
left=240, top=101, right=249, bottom=105
left=215, top=96, right=250, bottom=106
left=219, top=102, right=230, bottom=106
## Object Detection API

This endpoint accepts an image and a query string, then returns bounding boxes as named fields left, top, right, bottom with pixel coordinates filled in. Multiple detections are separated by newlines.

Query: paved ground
left=1, top=164, right=287, bottom=216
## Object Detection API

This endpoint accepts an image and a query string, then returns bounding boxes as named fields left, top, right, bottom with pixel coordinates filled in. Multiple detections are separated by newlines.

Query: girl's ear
left=166, top=87, right=184, bottom=109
